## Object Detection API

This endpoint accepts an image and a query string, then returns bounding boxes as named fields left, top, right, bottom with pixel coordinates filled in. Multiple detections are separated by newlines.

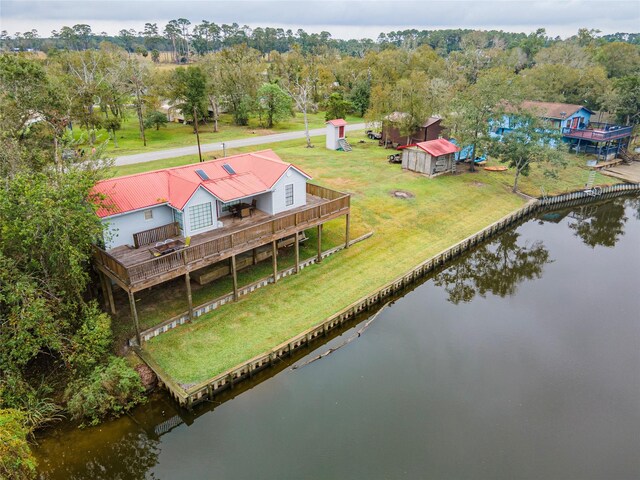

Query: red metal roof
left=416, top=138, right=460, bottom=157
left=93, top=149, right=311, bottom=218
left=326, top=118, right=347, bottom=127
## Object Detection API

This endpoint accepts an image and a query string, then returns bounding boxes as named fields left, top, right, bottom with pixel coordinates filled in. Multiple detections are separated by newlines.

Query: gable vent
left=222, top=164, right=236, bottom=175
left=195, top=169, right=209, bottom=180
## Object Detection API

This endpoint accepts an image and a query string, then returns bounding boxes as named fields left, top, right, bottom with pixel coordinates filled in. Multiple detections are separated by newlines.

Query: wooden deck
left=562, top=125, right=633, bottom=142
left=93, top=184, right=350, bottom=292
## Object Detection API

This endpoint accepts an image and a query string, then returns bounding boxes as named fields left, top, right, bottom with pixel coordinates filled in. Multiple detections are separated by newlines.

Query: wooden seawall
left=137, top=183, right=640, bottom=408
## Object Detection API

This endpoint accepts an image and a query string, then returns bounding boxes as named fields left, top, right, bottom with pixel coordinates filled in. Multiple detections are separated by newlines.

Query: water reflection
left=433, top=230, right=551, bottom=304
left=567, top=199, right=628, bottom=248
left=37, top=431, right=159, bottom=480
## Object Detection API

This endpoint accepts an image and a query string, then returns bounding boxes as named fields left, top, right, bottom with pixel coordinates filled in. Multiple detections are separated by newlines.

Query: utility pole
left=193, top=106, right=203, bottom=162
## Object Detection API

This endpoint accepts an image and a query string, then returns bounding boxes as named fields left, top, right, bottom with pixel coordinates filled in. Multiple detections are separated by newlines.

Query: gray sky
left=1, top=0, right=639, bottom=39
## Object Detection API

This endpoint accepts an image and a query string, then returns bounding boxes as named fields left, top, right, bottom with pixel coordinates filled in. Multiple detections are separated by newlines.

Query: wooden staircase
left=338, top=139, right=352, bottom=152
left=620, top=149, right=640, bottom=164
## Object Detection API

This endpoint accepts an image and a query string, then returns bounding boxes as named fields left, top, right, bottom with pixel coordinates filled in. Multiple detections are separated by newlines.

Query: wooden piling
left=345, top=213, right=350, bottom=248
left=272, top=240, right=278, bottom=283
left=294, top=231, right=300, bottom=274
left=185, top=272, right=193, bottom=321
left=231, top=255, right=238, bottom=301
left=128, top=290, right=141, bottom=346
left=317, top=224, right=323, bottom=262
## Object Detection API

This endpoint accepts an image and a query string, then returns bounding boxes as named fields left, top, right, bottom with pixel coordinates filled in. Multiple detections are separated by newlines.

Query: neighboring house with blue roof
left=493, top=101, right=633, bottom=161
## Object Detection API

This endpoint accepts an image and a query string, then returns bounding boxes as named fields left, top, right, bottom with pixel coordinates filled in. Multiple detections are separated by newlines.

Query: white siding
left=255, top=192, right=274, bottom=215
left=326, top=124, right=338, bottom=150
left=271, top=168, right=308, bottom=214
left=103, top=205, right=173, bottom=249
left=183, top=187, right=219, bottom=237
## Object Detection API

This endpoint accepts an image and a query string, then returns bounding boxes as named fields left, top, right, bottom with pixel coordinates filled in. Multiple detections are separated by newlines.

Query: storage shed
left=383, top=113, right=445, bottom=147
left=401, top=138, right=460, bottom=178
left=326, top=118, right=350, bottom=151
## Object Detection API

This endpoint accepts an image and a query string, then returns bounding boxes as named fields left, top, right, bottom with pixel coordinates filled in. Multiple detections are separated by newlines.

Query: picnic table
left=150, top=239, right=185, bottom=257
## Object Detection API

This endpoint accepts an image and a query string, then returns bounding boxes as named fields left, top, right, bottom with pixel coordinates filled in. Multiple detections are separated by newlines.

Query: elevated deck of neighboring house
left=562, top=123, right=634, bottom=142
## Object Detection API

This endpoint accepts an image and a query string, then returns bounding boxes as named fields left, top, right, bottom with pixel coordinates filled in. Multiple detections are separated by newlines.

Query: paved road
left=114, top=123, right=367, bottom=166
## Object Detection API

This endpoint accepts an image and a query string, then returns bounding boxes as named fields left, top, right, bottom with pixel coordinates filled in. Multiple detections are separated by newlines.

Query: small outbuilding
left=326, top=118, right=351, bottom=151
left=401, top=138, right=460, bottom=178
left=382, top=113, right=446, bottom=147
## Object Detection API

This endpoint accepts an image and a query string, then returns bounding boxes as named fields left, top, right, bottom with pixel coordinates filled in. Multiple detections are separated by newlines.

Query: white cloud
left=1, top=0, right=638, bottom=38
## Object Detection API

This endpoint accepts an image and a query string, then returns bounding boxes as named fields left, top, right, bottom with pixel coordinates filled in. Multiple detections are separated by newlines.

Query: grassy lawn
left=80, top=111, right=362, bottom=157
left=130, top=133, right=616, bottom=386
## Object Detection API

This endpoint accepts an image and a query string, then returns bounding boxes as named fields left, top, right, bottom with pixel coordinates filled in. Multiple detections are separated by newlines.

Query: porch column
left=185, top=272, right=193, bottom=321
left=272, top=240, right=278, bottom=283
left=345, top=213, right=351, bottom=248
left=252, top=247, right=258, bottom=265
left=294, top=232, right=300, bottom=274
left=128, top=290, right=141, bottom=346
left=231, top=255, right=238, bottom=301
left=317, top=224, right=323, bottom=263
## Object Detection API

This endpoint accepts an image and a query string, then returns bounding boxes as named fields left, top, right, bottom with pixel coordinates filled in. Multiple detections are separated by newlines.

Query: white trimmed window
left=285, top=184, right=294, bottom=206
left=144, top=209, right=153, bottom=220
left=189, top=202, right=213, bottom=231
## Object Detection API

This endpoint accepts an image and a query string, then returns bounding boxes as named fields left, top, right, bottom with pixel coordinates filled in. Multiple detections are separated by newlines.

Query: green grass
left=134, top=134, right=617, bottom=386
left=80, top=111, right=362, bottom=157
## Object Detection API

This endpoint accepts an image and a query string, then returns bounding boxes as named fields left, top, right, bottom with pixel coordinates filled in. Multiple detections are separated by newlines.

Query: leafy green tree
left=609, top=76, right=640, bottom=125
left=151, top=48, right=160, bottom=63
left=0, top=409, right=36, bottom=480
left=103, top=116, right=121, bottom=147
left=595, top=42, right=640, bottom=78
left=444, top=67, right=519, bottom=172
left=520, top=63, right=610, bottom=110
left=490, top=112, right=565, bottom=192
left=0, top=54, right=67, bottom=170
left=144, top=110, right=169, bottom=130
left=169, top=65, right=208, bottom=132
left=391, top=71, right=433, bottom=144
left=256, top=83, right=293, bottom=128
left=519, top=28, right=547, bottom=67
left=216, top=45, right=262, bottom=126
left=349, top=79, right=371, bottom=117
left=200, top=54, right=224, bottom=132
left=64, top=357, right=146, bottom=426
left=272, top=48, right=320, bottom=147
left=324, top=92, right=353, bottom=121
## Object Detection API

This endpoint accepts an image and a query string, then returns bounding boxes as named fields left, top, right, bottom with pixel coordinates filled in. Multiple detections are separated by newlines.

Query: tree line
left=1, top=22, right=639, bottom=59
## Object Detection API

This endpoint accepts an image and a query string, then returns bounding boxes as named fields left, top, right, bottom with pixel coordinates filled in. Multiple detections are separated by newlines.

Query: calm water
left=35, top=197, right=640, bottom=480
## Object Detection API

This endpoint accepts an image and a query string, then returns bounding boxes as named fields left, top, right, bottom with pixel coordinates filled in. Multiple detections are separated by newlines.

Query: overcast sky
left=1, top=0, right=639, bottom=39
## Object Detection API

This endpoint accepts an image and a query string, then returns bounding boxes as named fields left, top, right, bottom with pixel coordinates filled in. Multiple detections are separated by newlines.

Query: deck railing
left=95, top=184, right=350, bottom=287
left=562, top=124, right=633, bottom=141
left=92, top=246, right=131, bottom=285
left=133, top=222, right=181, bottom=248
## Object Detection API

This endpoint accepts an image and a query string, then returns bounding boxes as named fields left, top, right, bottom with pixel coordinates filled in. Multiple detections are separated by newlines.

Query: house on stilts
left=493, top=101, right=633, bottom=162
left=91, top=149, right=351, bottom=344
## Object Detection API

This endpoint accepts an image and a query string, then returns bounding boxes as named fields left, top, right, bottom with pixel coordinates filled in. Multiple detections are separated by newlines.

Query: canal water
left=35, top=196, right=640, bottom=479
